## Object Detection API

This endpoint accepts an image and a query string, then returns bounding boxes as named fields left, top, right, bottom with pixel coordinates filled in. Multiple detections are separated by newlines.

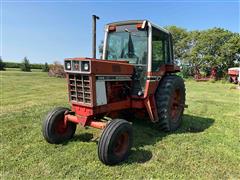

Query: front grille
left=68, top=74, right=92, bottom=104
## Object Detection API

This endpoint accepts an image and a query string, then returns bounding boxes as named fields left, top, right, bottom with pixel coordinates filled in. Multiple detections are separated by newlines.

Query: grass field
left=1, top=70, right=240, bottom=179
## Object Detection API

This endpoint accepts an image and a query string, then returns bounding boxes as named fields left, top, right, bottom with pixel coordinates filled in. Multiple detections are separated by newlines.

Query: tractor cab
left=102, top=20, right=175, bottom=95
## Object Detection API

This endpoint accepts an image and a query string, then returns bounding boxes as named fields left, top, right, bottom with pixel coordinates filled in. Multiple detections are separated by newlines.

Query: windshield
left=106, top=29, right=148, bottom=65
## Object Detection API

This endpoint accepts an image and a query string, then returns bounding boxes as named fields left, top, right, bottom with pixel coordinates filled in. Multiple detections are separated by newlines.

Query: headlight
left=84, top=63, right=89, bottom=71
left=81, top=61, right=90, bottom=71
left=67, top=63, right=71, bottom=69
left=65, top=61, right=71, bottom=70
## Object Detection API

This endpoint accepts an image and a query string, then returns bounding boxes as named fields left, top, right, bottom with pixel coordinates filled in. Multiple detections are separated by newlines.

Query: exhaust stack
left=92, top=15, right=100, bottom=59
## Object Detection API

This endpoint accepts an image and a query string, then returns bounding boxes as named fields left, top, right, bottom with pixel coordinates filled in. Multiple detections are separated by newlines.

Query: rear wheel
left=42, top=107, right=77, bottom=144
left=98, top=119, right=133, bottom=165
left=155, top=75, right=186, bottom=132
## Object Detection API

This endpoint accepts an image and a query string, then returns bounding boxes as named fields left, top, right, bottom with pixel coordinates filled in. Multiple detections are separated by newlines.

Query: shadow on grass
left=125, top=114, right=215, bottom=164
left=67, top=114, right=214, bottom=164
left=71, top=133, right=94, bottom=142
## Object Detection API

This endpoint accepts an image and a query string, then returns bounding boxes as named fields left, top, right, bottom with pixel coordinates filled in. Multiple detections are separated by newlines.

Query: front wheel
left=155, top=75, right=186, bottom=132
left=42, top=107, right=76, bottom=144
left=98, top=119, right=133, bottom=165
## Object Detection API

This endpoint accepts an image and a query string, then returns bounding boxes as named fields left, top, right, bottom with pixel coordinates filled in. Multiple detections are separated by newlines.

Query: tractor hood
left=64, top=57, right=134, bottom=76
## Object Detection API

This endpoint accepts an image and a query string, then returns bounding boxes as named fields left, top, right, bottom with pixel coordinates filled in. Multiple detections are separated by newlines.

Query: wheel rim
left=113, top=132, right=129, bottom=157
left=170, top=89, right=182, bottom=122
left=55, top=118, right=67, bottom=134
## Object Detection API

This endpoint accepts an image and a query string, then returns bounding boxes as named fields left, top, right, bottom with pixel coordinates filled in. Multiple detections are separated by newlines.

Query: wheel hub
left=113, top=132, right=129, bottom=157
left=55, top=120, right=67, bottom=134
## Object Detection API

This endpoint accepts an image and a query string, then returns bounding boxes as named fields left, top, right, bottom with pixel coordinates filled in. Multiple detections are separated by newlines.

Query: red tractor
left=42, top=16, right=186, bottom=165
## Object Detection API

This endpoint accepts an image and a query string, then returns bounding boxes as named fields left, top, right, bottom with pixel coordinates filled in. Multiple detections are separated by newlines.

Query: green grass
left=1, top=70, right=239, bottom=179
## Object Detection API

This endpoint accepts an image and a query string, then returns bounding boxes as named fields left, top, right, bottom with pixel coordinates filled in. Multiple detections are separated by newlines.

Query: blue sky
left=1, top=0, right=239, bottom=64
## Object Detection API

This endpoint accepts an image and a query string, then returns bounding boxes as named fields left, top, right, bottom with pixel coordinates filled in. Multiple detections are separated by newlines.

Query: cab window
left=106, top=25, right=148, bottom=65
left=152, top=27, right=170, bottom=71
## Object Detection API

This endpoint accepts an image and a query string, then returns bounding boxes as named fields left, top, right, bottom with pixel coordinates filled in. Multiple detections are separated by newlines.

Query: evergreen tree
left=21, top=57, right=31, bottom=72
left=0, top=56, right=6, bottom=71
left=42, top=62, right=49, bottom=72
left=98, top=40, right=104, bottom=59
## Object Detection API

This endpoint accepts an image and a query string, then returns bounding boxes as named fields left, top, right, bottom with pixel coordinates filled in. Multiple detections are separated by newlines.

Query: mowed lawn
left=1, top=70, right=239, bottom=179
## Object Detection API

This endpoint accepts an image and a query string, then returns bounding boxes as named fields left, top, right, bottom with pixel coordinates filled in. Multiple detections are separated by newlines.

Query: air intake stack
left=92, top=15, right=100, bottom=59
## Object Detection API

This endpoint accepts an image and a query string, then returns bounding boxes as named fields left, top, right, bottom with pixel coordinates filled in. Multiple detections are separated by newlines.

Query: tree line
left=0, top=57, right=65, bottom=78
left=0, top=56, right=49, bottom=72
left=165, top=26, right=240, bottom=78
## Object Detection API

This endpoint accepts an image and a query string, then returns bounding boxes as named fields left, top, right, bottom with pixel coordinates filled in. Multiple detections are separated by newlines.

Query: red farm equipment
left=194, top=67, right=217, bottom=81
left=42, top=16, right=186, bottom=165
left=228, top=67, right=240, bottom=84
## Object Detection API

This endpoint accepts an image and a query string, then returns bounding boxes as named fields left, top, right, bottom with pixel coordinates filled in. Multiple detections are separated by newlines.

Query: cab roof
left=106, top=20, right=170, bottom=34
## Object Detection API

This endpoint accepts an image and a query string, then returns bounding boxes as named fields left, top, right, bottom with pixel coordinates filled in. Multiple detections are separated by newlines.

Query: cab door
left=152, top=27, right=171, bottom=72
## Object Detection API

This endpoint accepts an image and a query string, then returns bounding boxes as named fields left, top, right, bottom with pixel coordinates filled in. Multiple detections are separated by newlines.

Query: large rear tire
left=42, top=107, right=77, bottom=144
left=98, top=119, right=133, bottom=165
left=155, top=75, right=186, bottom=132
